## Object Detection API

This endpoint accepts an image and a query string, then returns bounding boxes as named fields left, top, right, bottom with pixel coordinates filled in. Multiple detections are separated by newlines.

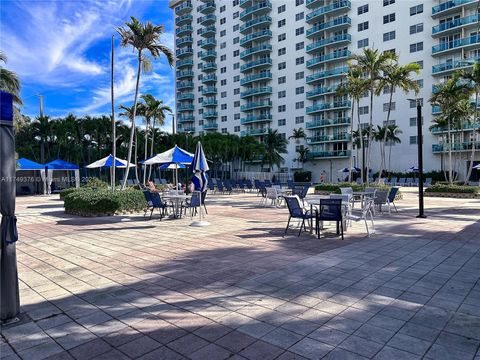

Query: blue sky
left=1, top=0, right=176, bottom=130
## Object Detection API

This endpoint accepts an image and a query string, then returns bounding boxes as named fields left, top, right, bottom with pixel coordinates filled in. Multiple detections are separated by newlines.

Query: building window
left=416, top=60, right=424, bottom=69
left=278, top=47, right=286, bottom=56
left=296, top=71, right=304, bottom=80
left=296, top=12, right=304, bottom=21
left=233, top=37, right=239, bottom=44
left=296, top=57, right=304, bottom=65
left=416, top=79, right=424, bottom=88
left=410, top=4, right=423, bottom=15
left=295, top=116, right=304, bottom=124
left=383, top=102, right=395, bottom=112
left=220, top=54, right=226, bottom=61
left=233, top=11, right=239, bottom=19
left=383, top=120, right=396, bottom=126
left=278, top=4, right=286, bottom=13
left=233, top=50, right=239, bottom=57
left=220, top=30, right=226, bottom=37
left=278, top=33, right=286, bottom=41
left=221, top=116, right=227, bottom=122
left=358, top=4, right=369, bottom=15
left=410, top=117, right=416, bottom=126
left=220, top=42, right=226, bottom=49
left=221, top=91, right=227, bottom=98
left=220, top=5, right=226, bottom=12
left=221, top=67, right=226, bottom=73
left=278, top=105, right=286, bottom=112
left=234, top=113, right=240, bottom=120
left=358, top=38, right=369, bottom=48
left=296, top=27, right=304, bottom=36
left=410, top=42, right=423, bottom=53
left=234, top=75, right=240, bottom=82
left=278, top=76, right=286, bottom=84
left=278, top=91, right=286, bottom=98
left=410, top=98, right=423, bottom=107
left=295, top=101, right=304, bottom=109
left=233, top=24, right=239, bottom=32
left=358, top=21, right=369, bottom=32
left=296, top=0, right=304, bottom=5
left=383, top=13, right=395, bottom=24
left=234, top=88, right=240, bottom=95
left=296, top=42, right=304, bottom=50
left=383, top=0, right=395, bottom=6
left=220, top=17, right=226, bottom=25
left=278, top=119, right=286, bottom=126
left=233, top=0, right=239, bottom=5
left=233, top=62, right=240, bottom=70
left=278, top=62, right=286, bottom=70
left=222, top=128, right=227, bottom=134
left=221, top=104, right=227, bottom=110
left=410, top=136, right=417, bottom=145
left=234, top=101, right=240, bottom=107
left=199, top=109, right=203, bottom=114
left=296, top=86, right=304, bottom=95
left=383, top=31, right=396, bottom=42
left=410, top=23, right=423, bottom=34
left=359, top=106, right=369, bottom=115
left=221, top=79, right=226, bottom=86
left=278, top=19, right=286, bottom=28
left=234, top=126, right=240, bottom=132
left=383, top=86, right=395, bottom=94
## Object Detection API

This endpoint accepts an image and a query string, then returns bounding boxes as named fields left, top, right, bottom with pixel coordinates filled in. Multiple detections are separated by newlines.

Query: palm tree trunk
left=121, top=51, right=142, bottom=189
left=134, top=128, right=140, bottom=184
left=357, top=99, right=364, bottom=183
left=464, top=91, right=478, bottom=184
left=348, top=102, right=355, bottom=182
left=378, top=87, right=394, bottom=183
left=148, top=123, right=155, bottom=181
left=143, top=119, right=149, bottom=184
left=111, top=34, right=116, bottom=192
left=366, top=84, right=374, bottom=185
left=448, top=116, right=453, bottom=184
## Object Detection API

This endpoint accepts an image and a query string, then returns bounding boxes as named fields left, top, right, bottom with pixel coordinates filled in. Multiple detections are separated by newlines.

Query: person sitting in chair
left=146, top=181, right=160, bottom=193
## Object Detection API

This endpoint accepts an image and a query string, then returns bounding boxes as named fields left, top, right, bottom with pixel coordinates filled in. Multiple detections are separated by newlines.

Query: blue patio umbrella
left=190, top=142, right=210, bottom=226
left=16, top=158, right=45, bottom=170
left=86, top=154, right=134, bottom=168
left=339, top=166, right=360, bottom=173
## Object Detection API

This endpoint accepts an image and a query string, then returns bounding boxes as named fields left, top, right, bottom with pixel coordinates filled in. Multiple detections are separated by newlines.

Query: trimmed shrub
left=82, top=177, right=109, bottom=189
left=59, top=188, right=77, bottom=200
left=294, top=171, right=312, bottom=182
left=425, top=184, right=479, bottom=194
left=63, top=188, right=146, bottom=216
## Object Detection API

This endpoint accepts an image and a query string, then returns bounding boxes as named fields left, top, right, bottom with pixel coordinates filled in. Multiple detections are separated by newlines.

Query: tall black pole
left=362, top=139, right=366, bottom=183
left=111, top=35, right=116, bottom=192
left=416, top=100, right=426, bottom=218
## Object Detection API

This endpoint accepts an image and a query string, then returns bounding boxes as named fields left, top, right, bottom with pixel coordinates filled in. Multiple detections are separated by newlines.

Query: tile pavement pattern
left=1, top=191, right=480, bottom=360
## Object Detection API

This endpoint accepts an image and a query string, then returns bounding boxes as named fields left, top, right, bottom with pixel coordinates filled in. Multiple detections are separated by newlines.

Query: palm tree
left=386, top=124, right=402, bottom=172
left=460, top=62, right=480, bottom=184
left=262, top=129, right=288, bottom=172
left=289, top=128, right=306, bottom=144
left=119, top=104, right=140, bottom=183
left=337, top=65, right=369, bottom=182
left=295, top=145, right=310, bottom=168
left=31, top=115, right=51, bottom=163
left=376, top=62, right=420, bottom=182
left=351, top=48, right=397, bottom=183
left=429, top=76, right=471, bottom=184
left=116, top=17, right=174, bottom=189
left=0, top=51, right=22, bottom=105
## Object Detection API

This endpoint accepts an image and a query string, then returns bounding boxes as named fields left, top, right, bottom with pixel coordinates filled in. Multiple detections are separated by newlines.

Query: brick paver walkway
left=1, top=190, right=480, bottom=360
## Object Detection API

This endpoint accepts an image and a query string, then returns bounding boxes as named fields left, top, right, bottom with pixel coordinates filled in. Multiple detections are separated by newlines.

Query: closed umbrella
left=0, top=91, right=20, bottom=323
left=190, top=142, right=210, bottom=227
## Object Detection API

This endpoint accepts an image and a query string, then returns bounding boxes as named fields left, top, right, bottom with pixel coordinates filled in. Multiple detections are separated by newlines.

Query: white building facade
left=170, top=0, right=480, bottom=182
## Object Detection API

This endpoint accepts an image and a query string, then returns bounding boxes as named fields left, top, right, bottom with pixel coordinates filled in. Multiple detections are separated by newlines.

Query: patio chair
left=330, top=194, right=352, bottom=219
left=373, top=189, right=389, bottom=214
left=284, top=195, right=316, bottom=236
left=224, top=180, right=233, bottom=194
left=208, top=178, right=215, bottom=193
left=142, top=190, right=153, bottom=217
left=246, top=179, right=254, bottom=192
left=292, top=185, right=309, bottom=200
left=397, top=178, right=406, bottom=186
left=160, top=179, right=167, bottom=185
left=127, top=179, right=135, bottom=186
left=238, top=179, right=246, bottom=192
left=424, top=178, right=432, bottom=186
left=265, top=187, right=282, bottom=207
left=405, top=177, right=414, bottom=187
left=154, top=178, right=161, bottom=185
left=287, top=179, right=294, bottom=189
left=258, top=182, right=267, bottom=205
left=273, top=180, right=281, bottom=188
left=412, top=178, right=419, bottom=187
left=346, top=198, right=375, bottom=236
left=217, top=180, right=225, bottom=194
left=150, top=192, right=169, bottom=220
left=387, top=187, right=399, bottom=213
left=254, top=179, right=260, bottom=190
left=318, top=198, right=344, bottom=240
left=182, top=191, right=201, bottom=217
left=264, top=179, right=272, bottom=187
left=230, top=179, right=237, bottom=190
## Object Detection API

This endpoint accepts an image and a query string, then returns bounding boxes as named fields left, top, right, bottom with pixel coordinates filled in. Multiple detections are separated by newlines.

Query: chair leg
left=150, top=208, right=154, bottom=220
left=203, top=204, right=208, bottom=214
left=393, top=202, right=398, bottom=212
left=364, top=218, right=370, bottom=236
left=285, top=217, right=291, bottom=234
left=298, top=219, right=305, bottom=236
left=340, top=218, right=344, bottom=240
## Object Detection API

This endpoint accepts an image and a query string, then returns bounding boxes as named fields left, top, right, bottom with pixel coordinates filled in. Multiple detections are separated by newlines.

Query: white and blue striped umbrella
left=190, top=142, right=209, bottom=192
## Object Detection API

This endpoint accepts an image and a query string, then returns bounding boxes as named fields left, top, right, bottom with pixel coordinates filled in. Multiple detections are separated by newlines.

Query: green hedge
left=63, top=188, right=147, bottom=216
left=59, top=188, right=77, bottom=200
left=314, top=182, right=392, bottom=194
left=425, top=184, right=479, bottom=194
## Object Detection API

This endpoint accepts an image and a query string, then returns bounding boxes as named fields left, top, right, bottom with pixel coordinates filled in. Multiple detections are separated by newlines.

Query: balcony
left=177, top=104, right=194, bottom=112
left=176, top=70, right=194, bottom=79
left=240, top=86, right=273, bottom=98
left=202, top=99, right=218, bottom=106
left=178, top=126, right=195, bottom=133
left=176, top=48, right=193, bottom=58
left=240, top=71, right=272, bottom=85
left=199, top=14, right=216, bottom=26
left=432, top=35, right=480, bottom=55
left=306, top=67, right=348, bottom=83
left=175, top=14, right=193, bottom=26
left=240, top=30, right=272, bottom=46
left=306, top=0, right=322, bottom=8
left=306, top=0, right=351, bottom=23
left=177, top=93, right=194, bottom=101
left=198, top=2, right=215, bottom=14
left=307, top=50, right=351, bottom=68
left=202, top=111, right=218, bottom=119
left=176, top=81, right=194, bottom=90
left=306, top=117, right=351, bottom=129
left=202, top=87, right=217, bottom=95
left=201, top=74, right=217, bottom=84
left=306, top=34, right=351, bottom=53
left=199, top=38, right=216, bottom=49
left=176, top=25, right=193, bottom=36
left=177, top=115, right=195, bottom=123
left=241, top=100, right=272, bottom=112
left=431, top=122, right=479, bottom=133
left=202, top=62, right=217, bottom=72
left=240, top=15, right=272, bottom=33
left=175, top=1, right=192, bottom=15
left=240, top=58, right=272, bottom=72
left=306, top=100, right=351, bottom=114
left=432, top=141, right=480, bottom=153
left=203, top=122, right=218, bottom=130
left=177, top=36, right=193, bottom=47
left=240, top=1, right=272, bottom=20
left=307, top=17, right=351, bottom=38
left=199, top=26, right=216, bottom=37
left=307, top=133, right=351, bottom=144
left=240, top=44, right=272, bottom=59
left=307, top=150, right=351, bottom=159
left=306, top=86, right=339, bottom=99
left=176, top=58, right=193, bottom=68
left=432, top=0, right=477, bottom=17
left=241, top=128, right=269, bottom=137
left=240, top=114, right=272, bottom=124
left=200, top=50, right=216, bottom=61
left=432, top=14, right=479, bottom=36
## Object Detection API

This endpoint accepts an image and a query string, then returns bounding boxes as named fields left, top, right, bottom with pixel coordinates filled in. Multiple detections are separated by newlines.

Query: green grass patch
left=425, top=184, right=479, bottom=194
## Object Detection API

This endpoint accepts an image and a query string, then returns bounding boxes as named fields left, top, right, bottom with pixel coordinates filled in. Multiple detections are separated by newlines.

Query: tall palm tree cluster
left=429, top=62, right=480, bottom=184
left=338, top=48, right=421, bottom=183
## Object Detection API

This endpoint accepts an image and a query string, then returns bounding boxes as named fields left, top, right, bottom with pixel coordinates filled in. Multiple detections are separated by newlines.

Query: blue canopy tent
left=16, top=158, right=47, bottom=195
left=45, top=159, right=80, bottom=194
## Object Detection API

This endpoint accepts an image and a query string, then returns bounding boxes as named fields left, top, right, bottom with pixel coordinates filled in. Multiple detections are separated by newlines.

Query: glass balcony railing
left=240, top=58, right=272, bottom=72
left=175, top=14, right=193, bottom=26
left=241, top=128, right=269, bottom=137
left=240, top=86, right=273, bottom=98
left=199, top=50, right=216, bottom=60
left=306, top=100, right=351, bottom=114
left=240, top=15, right=272, bottom=33
left=177, top=115, right=195, bottom=123
left=177, top=93, right=194, bottom=101
left=178, top=126, right=195, bottom=133
left=201, top=74, right=217, bottom=83
left=203, top=122, right=218, bottom=130
left=240, top=30, right=272, bottom=46
left=306, top=66, right=348, bottom=83
left=432, top=14, right=480, bottom=35
left=240, top=114, right=273, bottom=124
left=306, top=0, right=322, bottom=8
left=432, top=35, right=480, bottom=54
left=175, top=1, right=192, bottom=15
left=306, top=86, right=339, bottom=99
left=307, top=17, right=351, bottom=38
left=176, top=25, right=193, bottom=36
left=306, top=34, right=351, bottom=53
left=176, top=48, right=193, bottom=57
left=177, top=37, right=193, bottom=47
left=199, top=14, right=216, bottom=25
left=202, top=62, right=217, bottom=72
left=199, top=26, right=216, bottom=37
left=432, top=141, right=480, bottom=152
left=306, top=117, right=351, bottom=129
left=240, top=1, right=272, bottom=20
left=176, top=70, right=194, bottom=79
left=202, top=112, right=218, bottom=119
left=202, top=99, right=218, bottom=106
left=306, top=0, right=351, bottom=23
left=198, top=2, right=215, bottom=14
left=307, top=150, right=351, bottom=159
left=306, top=133, right=351, bottom=144
left=240, top=71, right=272, bottom=85
left=176, top=81, right=194, bottom=89
left=240, top=44, right=272, bottom=59
left=432, top=0, right=476, bottom=16
left=431, top=122, right=479, bottom=133
left=307, top=50, right=351, bottom=68
left=199, top=38, right=216, bottom=49
left=176, top=59, right=193, bottom=68
left=177, top=104, right=194, bottom=111
left=240, top=100, right=272, bottom=111
left=202, top=87, right=217, bottom=95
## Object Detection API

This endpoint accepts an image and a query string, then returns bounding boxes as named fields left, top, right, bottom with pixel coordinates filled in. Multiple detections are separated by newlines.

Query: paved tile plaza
left=1, top=190, right=480, bottom=360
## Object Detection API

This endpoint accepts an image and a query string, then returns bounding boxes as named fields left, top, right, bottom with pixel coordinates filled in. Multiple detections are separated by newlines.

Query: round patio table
left=163, top=194, right=191, bottom=219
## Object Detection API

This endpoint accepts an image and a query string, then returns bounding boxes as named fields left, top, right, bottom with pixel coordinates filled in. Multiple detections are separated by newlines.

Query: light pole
left=408, top=98, right=426, bottom=218
left=171, top=114, right=176, bottom=135
left=362, top=135, right=367, bottom=183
